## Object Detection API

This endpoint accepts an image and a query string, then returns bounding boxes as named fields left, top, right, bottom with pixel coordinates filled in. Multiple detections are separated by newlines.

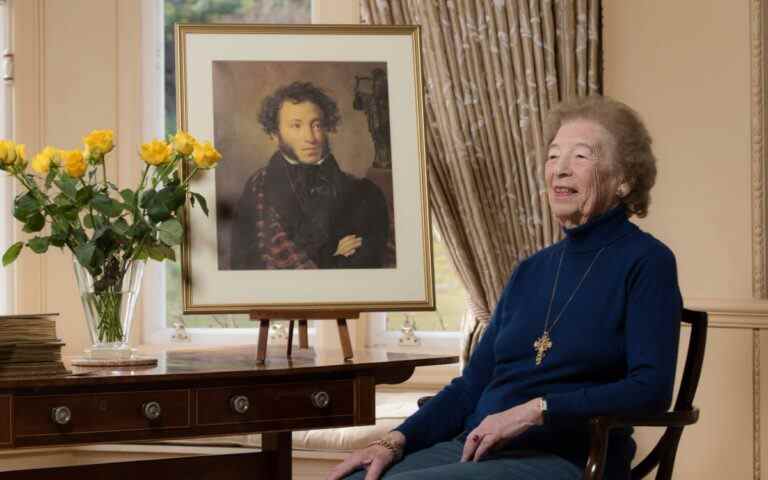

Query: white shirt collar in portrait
left=281, top=152, right=327, bottom=166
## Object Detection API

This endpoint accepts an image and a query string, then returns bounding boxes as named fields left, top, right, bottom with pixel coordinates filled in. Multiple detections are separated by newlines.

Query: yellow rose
left=0, top=140, right=17, bottom=165
left=83, top=129, right=114, bottom=157
left=61, top=150, right=87, bottom=178
left=140, top=139, right=172, bottom=166
left=15, top=144, right=25, bottom=162
left=192, top=141, right=222, bottom=169
left=31, top=146, right=58, bottom=174
left=172, top=131, right=196, bottom=156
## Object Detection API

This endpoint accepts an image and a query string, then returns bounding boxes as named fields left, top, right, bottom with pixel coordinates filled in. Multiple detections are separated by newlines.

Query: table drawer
left=14, top=389, right=190, bottom=437
left=196, top=379, right=354, bottom=426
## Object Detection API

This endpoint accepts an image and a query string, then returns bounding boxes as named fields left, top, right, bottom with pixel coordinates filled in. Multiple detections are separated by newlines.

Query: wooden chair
left=417, top=308, right=708, bottom=480
left=584, top=308, right=707, bottom=480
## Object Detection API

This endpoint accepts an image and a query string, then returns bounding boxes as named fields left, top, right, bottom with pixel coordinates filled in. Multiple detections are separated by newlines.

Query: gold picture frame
left=175, top=23, right=433, bottom=314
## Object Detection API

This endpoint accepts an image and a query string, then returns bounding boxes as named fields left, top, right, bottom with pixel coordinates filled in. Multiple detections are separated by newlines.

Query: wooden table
left=0, top=346, right=457, bottom=479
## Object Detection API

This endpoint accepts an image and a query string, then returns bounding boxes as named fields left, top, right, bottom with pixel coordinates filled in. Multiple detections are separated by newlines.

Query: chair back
left=631, top=308, right=708, bottom=480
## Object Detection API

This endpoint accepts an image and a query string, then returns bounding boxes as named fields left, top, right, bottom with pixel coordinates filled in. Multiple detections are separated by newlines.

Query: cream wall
left=605, top=1, right=768, bottom=479
left=606, top=0, right=753, bottom=300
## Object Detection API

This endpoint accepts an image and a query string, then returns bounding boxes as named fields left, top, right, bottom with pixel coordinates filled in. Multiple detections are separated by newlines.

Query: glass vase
left=73, top=256, right=145, bottom=359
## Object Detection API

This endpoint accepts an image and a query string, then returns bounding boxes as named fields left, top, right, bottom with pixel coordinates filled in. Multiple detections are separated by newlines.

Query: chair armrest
left=589, top=408, right=699, bottom=430
left=583, top=407, right=699, bottom=480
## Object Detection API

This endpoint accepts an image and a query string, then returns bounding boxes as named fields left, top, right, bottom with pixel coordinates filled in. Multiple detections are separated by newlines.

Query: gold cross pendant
left=533, top=332, right=553, bottom=366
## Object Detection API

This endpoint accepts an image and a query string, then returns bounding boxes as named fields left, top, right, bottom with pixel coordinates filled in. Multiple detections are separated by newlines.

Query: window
left=366, top=224, right=466, bottom=353
left=385, top=226, right=465, bottom=333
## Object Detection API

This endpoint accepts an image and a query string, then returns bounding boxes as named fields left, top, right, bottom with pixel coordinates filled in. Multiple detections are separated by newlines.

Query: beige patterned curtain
left=361, top=0, right=602, bottom=363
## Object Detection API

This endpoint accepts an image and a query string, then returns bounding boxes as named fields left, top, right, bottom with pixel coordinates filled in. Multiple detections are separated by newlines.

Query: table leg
left=257, top=319, right=269, bottom=364
left=287, top=320, right=295, bottom=357
left=299, top=319, right=309, bottom=349
left=262, top=431, right=292, bottom=480
left=337, top=318, right=353, bottom=360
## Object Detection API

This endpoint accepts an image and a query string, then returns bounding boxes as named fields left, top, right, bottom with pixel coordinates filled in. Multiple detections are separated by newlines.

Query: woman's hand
left=326, top=431, right=405, bottom=480
left=460, top=398, right=543, bottom=463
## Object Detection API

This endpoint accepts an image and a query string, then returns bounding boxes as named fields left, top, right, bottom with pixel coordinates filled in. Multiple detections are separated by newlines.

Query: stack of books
left=0, top=313, right=69, bottom=378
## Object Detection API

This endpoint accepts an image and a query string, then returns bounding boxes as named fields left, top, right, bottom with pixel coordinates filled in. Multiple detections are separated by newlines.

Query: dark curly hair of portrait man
left=230, top=81, right=392, bottom=270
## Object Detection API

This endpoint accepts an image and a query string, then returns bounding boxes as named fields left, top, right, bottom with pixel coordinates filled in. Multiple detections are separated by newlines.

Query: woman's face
left=545, top=119, right=623, bottom=228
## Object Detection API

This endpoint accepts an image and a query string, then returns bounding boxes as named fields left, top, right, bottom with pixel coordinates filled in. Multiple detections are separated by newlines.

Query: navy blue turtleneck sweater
left=394, top=206, right=682, bottom=477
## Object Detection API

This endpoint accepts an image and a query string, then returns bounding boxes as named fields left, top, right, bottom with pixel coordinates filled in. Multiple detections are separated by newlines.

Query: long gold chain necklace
left=533, top=245, right=607, bottom=366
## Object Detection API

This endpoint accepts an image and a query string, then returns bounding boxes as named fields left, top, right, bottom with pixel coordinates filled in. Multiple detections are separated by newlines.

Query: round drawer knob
left=310, top=391, right=330, bottom=409
left=142, top=401, right=162, bottom=421
left=51, top=406, right=72, bottom=425
left=230, top=395, right=250, bottom=415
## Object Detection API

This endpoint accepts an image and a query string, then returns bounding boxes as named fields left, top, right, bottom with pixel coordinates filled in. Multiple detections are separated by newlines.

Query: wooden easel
left=249, top=310, right=360, bottom=364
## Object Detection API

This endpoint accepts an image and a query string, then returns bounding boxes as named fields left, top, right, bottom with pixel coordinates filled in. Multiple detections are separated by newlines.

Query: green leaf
left=45, top=167, right=58, bottom=189
left=83, top=213, right=95, bottom=229
left=75, top=186, right=94, bottom=205
left=53, top=193, right=72, bottom=207
left=74, top=242, right=96, bottom=268
left=13, top=192, right=41, bottom=221
left=2, top=242, right=23, bottom=266
left=147, top=203, right=172, bottom=223
left=50, top=221, right=69, bottom=247
left=166, top=188, right=186, bottom=212
left=91, top=224, right=109, bottom=241
left=127, top=222, right=151, bottom=239
left=28, top=237, right=49, bottom=254
left=146, top=242, right=175, bottom=262
left=49, top=237, right=65, bottom=248
left=120, top=189, right=136, bottom=205
left=145, top=186, right=187, bottom=223
left=158, top=219, right=183, bottom=246
left=92, top=194, right=123, bottom=217
left=22, top=212, right=45, bottom=233
left=112, top=217, right=130, bottom=236
left=55, top=175, right=78, bottom=199
left=134, top=245, right=150, bottom=261
left=59, top=205, right=79, bottom=222
left=139, top=189, right=157, bottom=209
left=191, top=192, right=209, bottom=216
left=72, top=229, right=88, bottom=245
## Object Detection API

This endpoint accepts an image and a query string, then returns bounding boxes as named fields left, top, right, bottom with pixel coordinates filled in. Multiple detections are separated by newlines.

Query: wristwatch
left=539, top=397, right=549, bottom=425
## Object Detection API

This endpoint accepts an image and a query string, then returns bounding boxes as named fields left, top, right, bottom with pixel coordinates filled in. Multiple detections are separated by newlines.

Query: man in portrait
left=230, top=81, right=391, bottom=270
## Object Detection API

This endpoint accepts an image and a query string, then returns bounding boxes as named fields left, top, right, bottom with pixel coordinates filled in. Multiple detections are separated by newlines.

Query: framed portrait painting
left=175, top=24, right=433, bottom=314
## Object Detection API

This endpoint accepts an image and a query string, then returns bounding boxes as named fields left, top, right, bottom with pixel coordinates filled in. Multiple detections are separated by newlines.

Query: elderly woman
left=327, top=95, right=682, bottom=480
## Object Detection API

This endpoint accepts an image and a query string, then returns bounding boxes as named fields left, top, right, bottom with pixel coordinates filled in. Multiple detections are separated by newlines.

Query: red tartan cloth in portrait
left=249, top=169, right=318, bottom=270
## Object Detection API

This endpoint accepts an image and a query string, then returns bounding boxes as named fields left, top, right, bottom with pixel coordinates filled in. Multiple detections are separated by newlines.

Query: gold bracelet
left=367, top=438, right=404, bottom=461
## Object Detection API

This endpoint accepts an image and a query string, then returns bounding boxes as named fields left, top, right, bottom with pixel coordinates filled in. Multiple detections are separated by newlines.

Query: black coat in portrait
left=230, top=152, right=391, bottom=270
